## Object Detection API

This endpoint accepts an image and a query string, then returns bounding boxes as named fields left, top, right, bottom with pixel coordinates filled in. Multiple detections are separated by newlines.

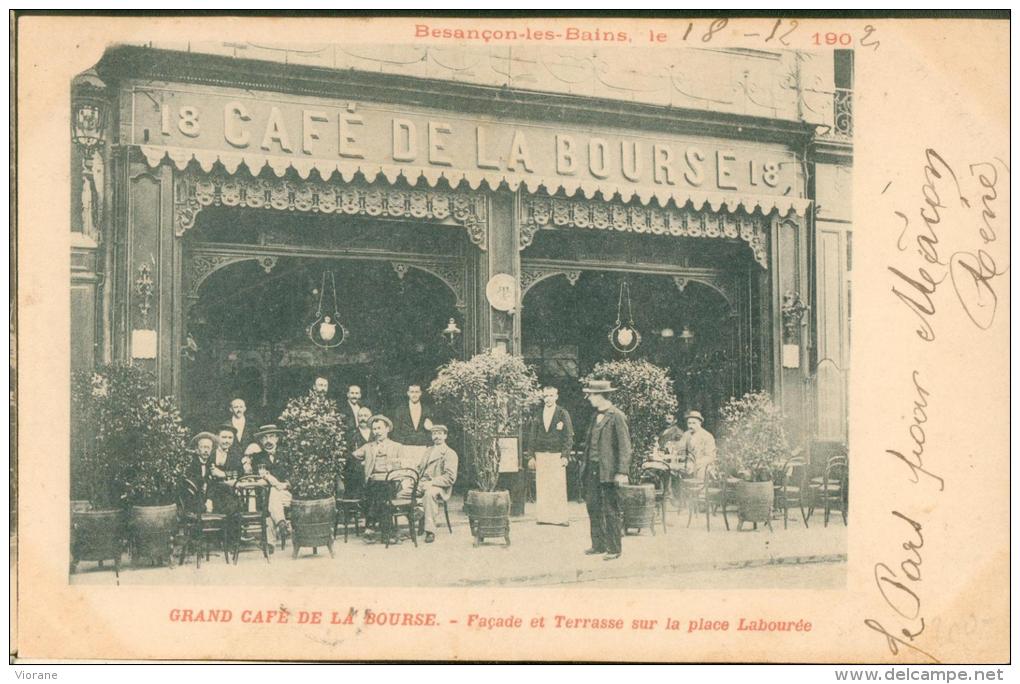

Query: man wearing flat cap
left=580, top=379, right=632, bottom=561
left=417, top=424, right=458, bottom=543
left=675, top=410, right=717, bottom=476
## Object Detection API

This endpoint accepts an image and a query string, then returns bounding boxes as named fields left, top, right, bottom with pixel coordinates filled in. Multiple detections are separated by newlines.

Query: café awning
left=140, top=145, right=811, bottom=219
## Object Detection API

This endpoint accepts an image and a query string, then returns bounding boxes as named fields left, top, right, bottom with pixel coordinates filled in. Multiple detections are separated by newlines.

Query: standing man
left=391, top=384, right=435, bottom=466
left=417, top=424, right=458, bottom=543
left=580, top=379, right=632, bottom=561
left=344, top=385, right=363, bottom=433
left=227, top=398, right=255, bottom=451
left=525, top=386, right=574, bottom=526
left=312, top=376, right=330, bottom=396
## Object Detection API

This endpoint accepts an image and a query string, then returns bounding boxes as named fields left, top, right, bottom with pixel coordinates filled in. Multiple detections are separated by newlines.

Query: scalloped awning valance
left=141, top=145, right=810, bottom=218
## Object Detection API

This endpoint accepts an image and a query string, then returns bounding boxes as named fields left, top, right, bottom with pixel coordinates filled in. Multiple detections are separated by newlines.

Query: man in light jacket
left=417, top=424, right=458, bottom=543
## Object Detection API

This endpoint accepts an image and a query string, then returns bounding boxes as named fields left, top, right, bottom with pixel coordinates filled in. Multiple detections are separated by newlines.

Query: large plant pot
left=129, top=504, right=179, bottom=567
left=735, top=480, right=774, bottom=527
left=619, top=483, right=656, bottom=535
left=290, top=496, right=336, bottom=558
left=71, top=509, right=123, bottom=576
left=465, top=490, right=511, bottom=546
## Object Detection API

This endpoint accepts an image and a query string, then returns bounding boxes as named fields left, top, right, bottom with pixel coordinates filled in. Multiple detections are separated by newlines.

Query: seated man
left=417, top=424, right=458, bottom=543
left=245, top=424, right=290, bottom=546
left=211, top=424, right=249, bottom=483
left=675, top=410, right=717, bottom=477
left=351, top=415, right=412, bottom=536
left=182, top=430, right=241, bottom=547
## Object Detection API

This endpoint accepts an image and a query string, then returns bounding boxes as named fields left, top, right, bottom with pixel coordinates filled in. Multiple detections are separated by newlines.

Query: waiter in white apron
left=525, top=386, right=575, bottom=526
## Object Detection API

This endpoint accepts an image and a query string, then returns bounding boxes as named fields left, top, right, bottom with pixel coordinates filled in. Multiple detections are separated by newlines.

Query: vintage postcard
left=11, top=14, right=1010, bottom=663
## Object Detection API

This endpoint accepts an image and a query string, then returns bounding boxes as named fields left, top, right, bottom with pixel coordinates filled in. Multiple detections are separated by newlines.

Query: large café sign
left=129, top=83, right=805, bottom=213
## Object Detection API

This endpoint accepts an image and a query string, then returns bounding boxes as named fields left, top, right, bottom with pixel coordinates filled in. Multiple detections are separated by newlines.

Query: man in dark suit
left=390, top=384, right=436, bottom=466
left=525, top=386, right=574, bottom=525
left=182, top=431, right=239, bottom=516
left=580, top=379, right=633, bottom=561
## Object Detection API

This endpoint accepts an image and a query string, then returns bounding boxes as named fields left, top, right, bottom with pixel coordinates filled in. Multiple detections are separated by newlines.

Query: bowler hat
left=581, top=379, right=618, bottom=394
left=189, top=431, right=217, bottom=450
left=254, top=424, right=284, bottom=440
left=369, top=414, right=393, bottom=430
left=683, top=410, right=705, bottom=424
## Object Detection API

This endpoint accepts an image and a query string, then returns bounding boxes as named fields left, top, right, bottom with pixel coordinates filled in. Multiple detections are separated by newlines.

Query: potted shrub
left=278, top=388, right=348, bottom=558
left=430, top=349, right=540, bottom=546
left=581, top=360, right=677, bottom=533
left=120, top=395, right=191, bottom=567
left=70, top=364, right=148, bottom=575
left=718, top=391, right=790, bottom=530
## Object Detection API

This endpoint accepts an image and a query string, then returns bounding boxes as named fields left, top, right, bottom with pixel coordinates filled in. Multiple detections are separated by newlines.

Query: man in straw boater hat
left=579, top=379, right=632, bottom=561
left=246, top=424, right=291, bottom=546
left=417, top=423, right=459, bottom=543
left=674, top=409, right=717, bottom=477
left=183, top=431, right=240, bottom=517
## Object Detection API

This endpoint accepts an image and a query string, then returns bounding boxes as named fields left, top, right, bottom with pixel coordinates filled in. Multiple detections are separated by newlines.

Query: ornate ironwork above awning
left=520, top=195, right=770, bottom=269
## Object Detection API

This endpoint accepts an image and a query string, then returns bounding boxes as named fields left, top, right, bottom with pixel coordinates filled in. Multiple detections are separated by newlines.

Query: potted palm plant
left=429, top=349, right=540, bottom=546
left=69, top=364, right=147, bottom=574
left=278, top=388, right=348, bottom=558
left=581, top=360, right=677, bottom=532
left=718, top=391, right=790, bottom=529
left=120, top=395, right=191, bottom=567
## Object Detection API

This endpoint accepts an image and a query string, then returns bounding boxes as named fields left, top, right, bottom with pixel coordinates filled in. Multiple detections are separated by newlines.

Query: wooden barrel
left=465, top=490, right=511, bottom=543
left=71, top=509, right=123, bottom=564
left=619, top=483, right=656, bottom=533
left=290, top=496, right=336, bottom=549
left=735, top=480, right=774, bottom=524
left=129, top=504, right=179, bottom=566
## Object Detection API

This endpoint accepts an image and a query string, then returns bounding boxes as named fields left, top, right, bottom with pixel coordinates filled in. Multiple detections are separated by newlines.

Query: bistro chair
left=233, top=475, right=272, bottom=563
left=335, top=495, right=364, bottom=543
left=683, top=463, right=730, bottom=532
left=383, top=468, right=422, bottom=548
left=808, top=455, right=848, bottom=527
left=175, top=485, right=231, bottom=568
left=774, top=455, right=810, bottom=529
left=639, top=460, right=671, bottom=534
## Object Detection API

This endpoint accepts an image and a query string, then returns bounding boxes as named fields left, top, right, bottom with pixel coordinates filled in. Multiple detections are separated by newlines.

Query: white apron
left=535, top=451, right=569, bottom=525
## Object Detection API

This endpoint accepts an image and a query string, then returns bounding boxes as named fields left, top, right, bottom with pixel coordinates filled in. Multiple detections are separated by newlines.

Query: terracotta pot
left=129, top=504, right=179, bottom=566
left=71, top=509, right=123, bottom=575
left=735, top=480, right=774, bottom=524
left=290, top=496, right=336, bottom=558
left=619, top=483, right=656, bottom=534
left=465, top=490, right=511, bottom=546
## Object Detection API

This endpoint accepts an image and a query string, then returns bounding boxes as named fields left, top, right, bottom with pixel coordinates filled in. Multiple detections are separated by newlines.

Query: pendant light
left=308, top=270, right=347, bottom=348
left=609, top=279, right=641, bottom=354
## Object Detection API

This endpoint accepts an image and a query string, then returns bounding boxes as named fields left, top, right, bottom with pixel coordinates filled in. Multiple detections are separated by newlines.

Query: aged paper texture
left=13, top=15, right=1009, bottom=663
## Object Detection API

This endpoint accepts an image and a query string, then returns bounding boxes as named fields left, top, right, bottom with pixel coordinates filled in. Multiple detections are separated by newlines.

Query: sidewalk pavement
left=69, top=498, right=847, bottom=587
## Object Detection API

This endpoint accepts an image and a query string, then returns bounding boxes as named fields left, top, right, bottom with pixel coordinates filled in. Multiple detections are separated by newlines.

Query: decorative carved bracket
left=520, top=195, right=769, bottom=269
left=520, top=268, right=582, bottom=299
left=174, top=172, right=488, bottom=249
left=391, top=260, right=466, bottom=310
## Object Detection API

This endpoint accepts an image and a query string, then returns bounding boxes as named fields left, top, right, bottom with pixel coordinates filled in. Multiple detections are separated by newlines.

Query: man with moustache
left=227, top=397, right=256, bottom=451
left=579, top=379, right=632, bottom=561
left=525, top=386, right=574, bottom=526
left=390, top=383, right=436, bottom=466
left=417, top=424, right=459, bottom=543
